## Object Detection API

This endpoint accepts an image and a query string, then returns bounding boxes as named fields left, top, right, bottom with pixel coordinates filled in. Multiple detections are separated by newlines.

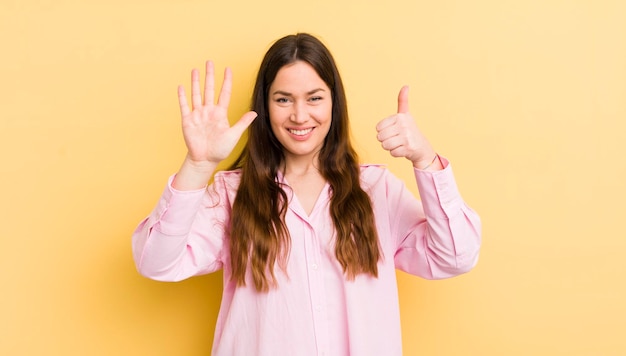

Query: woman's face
left=268, top=61, right=332, bottom=163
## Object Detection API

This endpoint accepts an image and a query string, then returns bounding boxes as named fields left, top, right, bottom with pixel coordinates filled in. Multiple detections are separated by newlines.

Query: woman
left=133, top=33, right=481, bottom=356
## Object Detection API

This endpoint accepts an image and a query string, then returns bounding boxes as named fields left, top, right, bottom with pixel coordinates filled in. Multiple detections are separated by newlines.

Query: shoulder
left=214, top=168, right=242, bottom=179
left=359, top=163, right=386, bottom=172
left=359, top=163, right=388, bottom=178
left=359, top=163, right=393, bottom=188
left=359, top=163, right=409, bottom=192
left=212, top=169, right=243, bottom=191
left=202, top=169, right=243, bottom=206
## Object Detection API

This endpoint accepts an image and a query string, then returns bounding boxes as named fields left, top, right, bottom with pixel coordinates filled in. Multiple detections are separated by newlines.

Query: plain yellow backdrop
left=1, top=0, right=624, bottom=355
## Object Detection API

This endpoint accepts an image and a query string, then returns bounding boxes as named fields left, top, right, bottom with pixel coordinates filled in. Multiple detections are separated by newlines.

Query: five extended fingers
left=178, top=61, right=257, bottom=144
left=179, top=60, right=232, bottom=115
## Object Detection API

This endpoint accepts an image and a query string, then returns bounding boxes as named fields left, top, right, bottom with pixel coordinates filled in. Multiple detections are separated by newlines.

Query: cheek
left=268, top=119, right=281, bottom=136
left=268, top=109, right=286, bottom=135
left=268, top=104, right=289, bottom=120
left=268, top=105, right=279, bottom=122
left=317, top=104, right=333, bottom=123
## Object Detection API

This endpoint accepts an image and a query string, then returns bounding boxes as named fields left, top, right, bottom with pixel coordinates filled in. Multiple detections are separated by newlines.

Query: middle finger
left=203, top=60, right=215, bottom=106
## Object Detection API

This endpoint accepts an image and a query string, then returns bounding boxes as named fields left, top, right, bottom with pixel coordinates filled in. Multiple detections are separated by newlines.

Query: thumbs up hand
left=375, top=86, right=441, bottom=170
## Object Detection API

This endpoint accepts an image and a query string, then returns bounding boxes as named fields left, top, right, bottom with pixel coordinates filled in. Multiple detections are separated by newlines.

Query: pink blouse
left=132, top=158, right=481, bottom=356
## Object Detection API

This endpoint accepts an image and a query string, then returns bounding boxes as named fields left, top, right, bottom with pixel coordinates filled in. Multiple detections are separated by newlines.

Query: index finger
left=397, top=85, right=410, bottom=113
left=217, top=67, right=233, bottom=109
left=375, top=115, right=397, bottom=132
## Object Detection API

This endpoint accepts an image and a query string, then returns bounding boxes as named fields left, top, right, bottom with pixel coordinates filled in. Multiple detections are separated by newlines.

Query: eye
left=309, top=96, right=323, bottom=102
left=275, top=97, right=290, bottom=103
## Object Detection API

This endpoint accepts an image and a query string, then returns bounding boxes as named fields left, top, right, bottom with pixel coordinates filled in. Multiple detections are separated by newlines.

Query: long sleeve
left=382, top=157, right=482, bottom=279
left=132, top=173, right=236, bottom=281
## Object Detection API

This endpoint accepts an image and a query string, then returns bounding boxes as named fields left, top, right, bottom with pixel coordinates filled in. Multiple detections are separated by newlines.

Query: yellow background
left=1, top=0, right=624, bottom=355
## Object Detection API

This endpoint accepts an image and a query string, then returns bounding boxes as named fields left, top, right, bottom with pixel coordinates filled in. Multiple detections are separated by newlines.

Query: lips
left=288, top=128, right=314, bottom=136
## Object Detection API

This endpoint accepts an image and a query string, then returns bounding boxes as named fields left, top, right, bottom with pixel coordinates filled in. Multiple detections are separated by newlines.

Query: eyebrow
left=271, top=88, right=326, bottom=96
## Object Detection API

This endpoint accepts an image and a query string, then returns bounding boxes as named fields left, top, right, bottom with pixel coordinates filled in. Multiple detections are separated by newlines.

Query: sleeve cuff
left=413, top=156, right=463, bottom=219
left=155, top=174, right=207, bottom=235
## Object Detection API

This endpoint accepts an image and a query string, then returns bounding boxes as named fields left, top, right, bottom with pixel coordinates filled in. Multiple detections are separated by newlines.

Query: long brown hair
left=229, top=33, right=380, bottom=292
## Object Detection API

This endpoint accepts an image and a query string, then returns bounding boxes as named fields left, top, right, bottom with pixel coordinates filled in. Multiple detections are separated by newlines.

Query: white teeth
left=289, top=128, right=313, bottom=136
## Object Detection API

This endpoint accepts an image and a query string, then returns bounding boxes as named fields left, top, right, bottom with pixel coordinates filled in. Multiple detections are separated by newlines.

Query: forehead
left=270, top=61, right=329, bottom=91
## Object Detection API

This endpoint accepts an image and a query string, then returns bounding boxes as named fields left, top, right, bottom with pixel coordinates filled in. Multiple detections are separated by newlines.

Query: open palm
left=178, top=60, right=257, bottom=166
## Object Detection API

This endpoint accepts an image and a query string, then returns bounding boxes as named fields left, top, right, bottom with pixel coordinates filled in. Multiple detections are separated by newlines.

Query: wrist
left=172, top=156, right=219, bottom=191
left=183, top=155, right=220, bottom=175
left=413, top=153, right=441, bottom=171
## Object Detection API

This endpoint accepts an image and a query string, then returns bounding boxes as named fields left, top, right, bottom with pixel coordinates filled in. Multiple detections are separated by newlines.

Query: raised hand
left=178, top=60, right=257, bottom=166
left=173, top=61, right=257, bottom=190
left=375, top=86, right=440, bottom=170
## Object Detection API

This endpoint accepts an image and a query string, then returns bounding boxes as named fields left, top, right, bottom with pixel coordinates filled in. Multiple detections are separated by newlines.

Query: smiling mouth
left=288, top=128, right=313, bottom=136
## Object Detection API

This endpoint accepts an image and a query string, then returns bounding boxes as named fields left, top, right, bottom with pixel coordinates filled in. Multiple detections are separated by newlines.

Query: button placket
left=308, top=214, right=332, bottom=356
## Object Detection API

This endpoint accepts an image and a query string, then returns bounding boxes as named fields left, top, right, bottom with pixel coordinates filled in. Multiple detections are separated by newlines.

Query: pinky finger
left=389, top=146, right=408, bottom=159
left=178, top=85, right=191, bottom=117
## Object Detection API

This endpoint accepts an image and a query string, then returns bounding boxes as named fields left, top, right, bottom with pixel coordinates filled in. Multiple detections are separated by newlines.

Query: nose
left=290, top=101, right=308, bottom=124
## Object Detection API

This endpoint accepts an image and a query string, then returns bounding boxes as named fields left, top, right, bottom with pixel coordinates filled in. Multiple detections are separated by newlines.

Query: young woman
left=133, top=33, right=481, bottom=356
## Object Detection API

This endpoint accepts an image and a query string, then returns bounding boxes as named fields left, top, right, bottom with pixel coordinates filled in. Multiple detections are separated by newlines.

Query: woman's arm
left=375, top=87, right=480, bottom=278
left=132, top=173, right=236, bottom=281
left=132, top=60, right=254, bottom=280
left=391, top=158, right=481, bottom=279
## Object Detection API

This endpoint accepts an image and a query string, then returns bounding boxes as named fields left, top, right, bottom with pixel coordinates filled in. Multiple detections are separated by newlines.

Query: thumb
left=231, top=111, right=258, bottom=136
left=397, top=85, right=410, bottom=113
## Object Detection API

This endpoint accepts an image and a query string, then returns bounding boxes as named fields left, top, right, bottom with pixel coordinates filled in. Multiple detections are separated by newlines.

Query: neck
left=282, top=153, right=321, bottom=177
